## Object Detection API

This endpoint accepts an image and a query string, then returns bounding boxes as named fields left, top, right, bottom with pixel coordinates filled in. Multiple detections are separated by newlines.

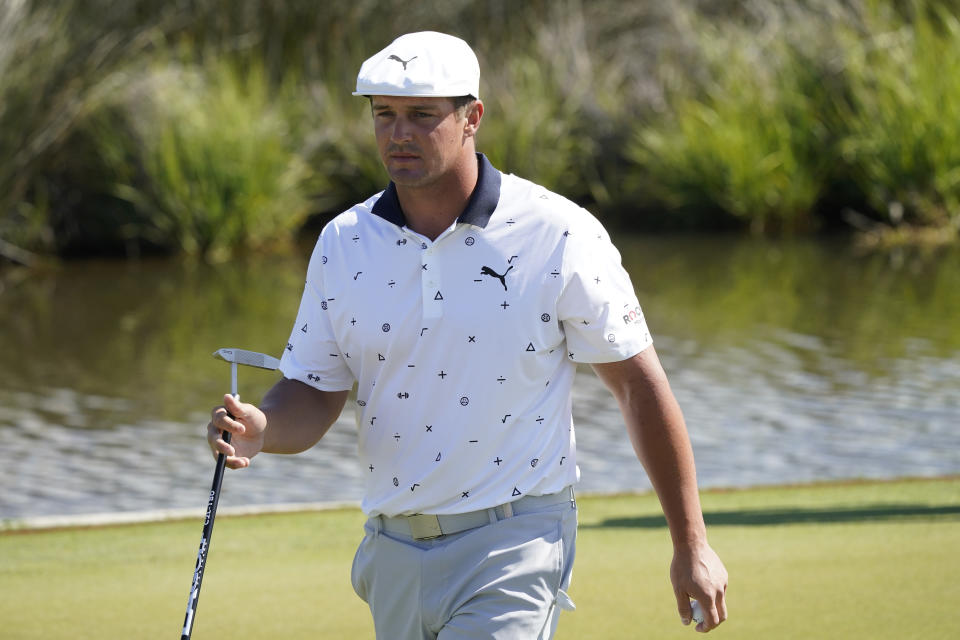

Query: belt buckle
left=407, top=514, right=443, bottom=540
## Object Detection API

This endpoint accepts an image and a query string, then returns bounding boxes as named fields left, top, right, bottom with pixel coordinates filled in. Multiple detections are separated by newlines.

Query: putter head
left=212, top=348, right=281, bottom=371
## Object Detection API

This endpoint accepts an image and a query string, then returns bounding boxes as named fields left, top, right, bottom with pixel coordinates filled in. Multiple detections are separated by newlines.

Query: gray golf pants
left=351, top=492, right=577, bottom=639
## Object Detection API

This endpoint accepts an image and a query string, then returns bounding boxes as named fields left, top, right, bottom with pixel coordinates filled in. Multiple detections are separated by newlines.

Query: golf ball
left=690, top=600, right=705, bottom=625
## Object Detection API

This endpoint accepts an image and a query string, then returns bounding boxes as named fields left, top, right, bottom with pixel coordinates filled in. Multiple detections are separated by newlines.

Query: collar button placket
left=421, top=244, right=442, bottom=320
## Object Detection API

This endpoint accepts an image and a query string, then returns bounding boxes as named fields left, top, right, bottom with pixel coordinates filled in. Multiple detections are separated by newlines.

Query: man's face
left=371, top=96, right=472, bottom=188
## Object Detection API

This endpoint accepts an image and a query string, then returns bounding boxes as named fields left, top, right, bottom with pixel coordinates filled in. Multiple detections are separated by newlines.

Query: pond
left=1, top=233, right=958, bottom=521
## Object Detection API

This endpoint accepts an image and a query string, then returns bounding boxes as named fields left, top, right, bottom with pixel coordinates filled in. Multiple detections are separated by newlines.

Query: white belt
left=378, top=487, right=576, bottom=540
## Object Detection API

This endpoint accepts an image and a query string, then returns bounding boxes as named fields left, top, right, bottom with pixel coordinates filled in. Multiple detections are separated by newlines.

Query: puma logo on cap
left=388, top=55, right=418, bottom=70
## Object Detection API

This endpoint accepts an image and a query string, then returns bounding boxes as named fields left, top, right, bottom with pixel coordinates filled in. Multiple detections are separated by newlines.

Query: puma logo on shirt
left=481, top=265, right=513, bottom=291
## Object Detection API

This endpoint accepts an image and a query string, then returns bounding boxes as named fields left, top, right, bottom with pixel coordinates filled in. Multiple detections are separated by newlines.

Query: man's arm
left=592, top=346, right=728, bottom=632
left=208, top=377, right=349, bottom=469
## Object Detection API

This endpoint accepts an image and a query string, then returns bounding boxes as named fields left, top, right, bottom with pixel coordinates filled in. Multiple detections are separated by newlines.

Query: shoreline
left=4, top=474, right=957, bottom=534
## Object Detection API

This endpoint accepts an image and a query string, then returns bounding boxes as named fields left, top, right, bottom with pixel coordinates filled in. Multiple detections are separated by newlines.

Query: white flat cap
left=354, top=31, right=480, bottom=99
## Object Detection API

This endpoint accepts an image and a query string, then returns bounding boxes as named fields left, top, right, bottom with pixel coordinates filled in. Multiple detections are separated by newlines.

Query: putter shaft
left=180, top=349, right=278, bottom=639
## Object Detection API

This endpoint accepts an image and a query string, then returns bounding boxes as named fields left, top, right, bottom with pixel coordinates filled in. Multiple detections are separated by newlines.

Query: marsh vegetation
left=2, top=0, right=959, bottom=260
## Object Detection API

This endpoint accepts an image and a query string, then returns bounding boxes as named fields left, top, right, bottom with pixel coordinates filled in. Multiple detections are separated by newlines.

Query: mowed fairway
left=1, top=478, right=957, bottom=639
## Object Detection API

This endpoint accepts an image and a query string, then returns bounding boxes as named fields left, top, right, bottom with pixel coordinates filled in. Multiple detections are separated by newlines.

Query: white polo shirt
left=280, top=154, right=652, bottom=517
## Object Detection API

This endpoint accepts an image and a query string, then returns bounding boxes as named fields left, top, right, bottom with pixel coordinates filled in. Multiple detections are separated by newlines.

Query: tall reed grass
left=0, top=0, right=153, bottom=255
left=838, top=2, right=960, bottom=233
left=93, top=61, right=311, bottom=259
left=2, top=0, right=960, bottom=260
left=626, top=20, right=830, bottom=233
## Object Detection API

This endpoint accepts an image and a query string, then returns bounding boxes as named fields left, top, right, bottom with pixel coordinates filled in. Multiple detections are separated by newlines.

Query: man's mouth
left=387, top=145, right=420, bottom=160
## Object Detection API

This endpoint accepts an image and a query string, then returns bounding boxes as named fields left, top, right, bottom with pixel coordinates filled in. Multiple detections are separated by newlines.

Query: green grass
left=5, top=0, right=960, bottom=254
left=627, top=26, right=829, bottom=234
left=92, top=59, right=312, bottom=259
left=838, top=3, right=960, bottom=232
left=0, top=0, right=153, bottom=254
left=562, top=478, right=960, bottom=639
left=2, top=477, right=958, bottom=639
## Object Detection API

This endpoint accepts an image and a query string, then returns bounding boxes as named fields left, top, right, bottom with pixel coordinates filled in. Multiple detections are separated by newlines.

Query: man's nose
left=390, top=116, right=413, bottom=143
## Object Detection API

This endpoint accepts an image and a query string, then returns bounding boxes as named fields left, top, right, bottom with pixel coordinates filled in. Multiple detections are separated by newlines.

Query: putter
left=180, top=348, right=281, bottom=640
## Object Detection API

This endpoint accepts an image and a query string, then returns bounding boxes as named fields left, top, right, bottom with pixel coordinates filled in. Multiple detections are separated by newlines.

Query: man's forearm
left=595, top=348, right=728, bottom=630
left=626, top=389, right=706, bottom=548
left=593, top=348, right=706, bottom=547
left=259, top=377, right=349, bottom=454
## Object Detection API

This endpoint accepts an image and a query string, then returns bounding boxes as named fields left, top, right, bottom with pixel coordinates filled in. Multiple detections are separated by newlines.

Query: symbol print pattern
left=283, top=159, right=651, bottom=512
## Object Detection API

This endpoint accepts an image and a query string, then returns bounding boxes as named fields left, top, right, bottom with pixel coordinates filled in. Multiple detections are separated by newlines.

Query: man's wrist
left=670, top=525, right=708, bottom=551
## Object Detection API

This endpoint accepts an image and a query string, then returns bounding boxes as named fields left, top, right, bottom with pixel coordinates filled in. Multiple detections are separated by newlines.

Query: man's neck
left=396, top=153, right=479, bottom=241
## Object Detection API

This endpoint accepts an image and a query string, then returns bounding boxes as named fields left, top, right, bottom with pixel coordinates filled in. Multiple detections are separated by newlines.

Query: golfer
left=209, top=31, right=728, bottom=638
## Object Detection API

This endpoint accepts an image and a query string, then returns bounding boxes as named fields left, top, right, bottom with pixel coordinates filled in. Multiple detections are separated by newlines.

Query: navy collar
left=371, top=153, right=501, bottom=229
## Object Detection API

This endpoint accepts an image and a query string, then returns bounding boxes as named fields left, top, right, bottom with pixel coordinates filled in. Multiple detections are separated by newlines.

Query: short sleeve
left=279, top=240, right=356, bottom=391
left=556, top=216, right=653, bottom=363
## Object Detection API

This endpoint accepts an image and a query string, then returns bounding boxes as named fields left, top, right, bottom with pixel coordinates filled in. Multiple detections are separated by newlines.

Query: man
left=208, top=31, right=727, bottom=639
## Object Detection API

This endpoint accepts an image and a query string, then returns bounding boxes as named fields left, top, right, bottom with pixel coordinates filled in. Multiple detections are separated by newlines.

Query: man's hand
left=671, top=541, right=728, bottom=632
left=207, top=394, right=267, bottom=469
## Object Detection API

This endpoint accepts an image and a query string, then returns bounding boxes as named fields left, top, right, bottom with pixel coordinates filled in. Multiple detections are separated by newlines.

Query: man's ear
left=463, top=100, right=484, bottom=138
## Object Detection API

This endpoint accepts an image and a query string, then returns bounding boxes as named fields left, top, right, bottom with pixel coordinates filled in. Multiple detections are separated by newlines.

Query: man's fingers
left=210, top=430, right=236, bottom=456
left=209, top=405, right=246, bottom=436
left=707, top=577, right=729, bottom=630
left=206, top=427, right=253, bottom=469
left=223, top=393, right=246, bottom=417
left=695, top=592, right=727, bottom=632
left=700, top=605, right=719, bottom=632
left=675, top=589, right=694, bottom=626
left=207, top=395, right=265, bottom=470
left=213, top=448, right=251, bottom=470
left=224, top=455, right=251, bottom=469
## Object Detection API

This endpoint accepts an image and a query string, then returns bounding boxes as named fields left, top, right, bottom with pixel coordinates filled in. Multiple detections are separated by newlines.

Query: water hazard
left=1, top=234, right=958, bottom=520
